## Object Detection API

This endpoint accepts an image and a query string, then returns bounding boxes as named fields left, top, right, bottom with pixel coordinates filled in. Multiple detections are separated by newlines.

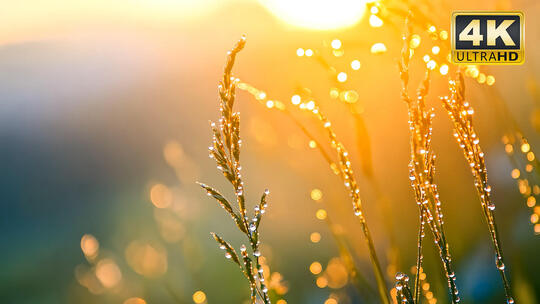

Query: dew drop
left=496, top=258, right=505, bottom=270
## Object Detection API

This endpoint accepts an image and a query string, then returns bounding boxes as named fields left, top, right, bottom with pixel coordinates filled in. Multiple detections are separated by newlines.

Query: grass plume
left=399, top=17, right=460, bottom=304
left=441, top=73, right=514, bottom=303
left=198, top=36, right=272, bottom=304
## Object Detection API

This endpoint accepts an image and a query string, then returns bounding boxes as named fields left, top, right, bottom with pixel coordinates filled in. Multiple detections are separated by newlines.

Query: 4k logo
left=451, top=11, right=524, bottom=64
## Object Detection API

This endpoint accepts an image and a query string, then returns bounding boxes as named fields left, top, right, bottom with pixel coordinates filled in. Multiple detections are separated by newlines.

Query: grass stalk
left=441, top=73, right=514, bottom=303
left=413, top=214, right=425, bottom=303
left=198, top=36, right=272, bottom=304
left=303, top=103, right=390, bottom=304
left=395, top=273, right=415, bottom=303
left=399, top=16, right=460, bottom=304
left=308, top=44, right=404, bottom=280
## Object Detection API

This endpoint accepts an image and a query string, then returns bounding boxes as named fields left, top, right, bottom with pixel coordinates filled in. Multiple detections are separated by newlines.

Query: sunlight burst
left=259, top=0, right=367, bottom=30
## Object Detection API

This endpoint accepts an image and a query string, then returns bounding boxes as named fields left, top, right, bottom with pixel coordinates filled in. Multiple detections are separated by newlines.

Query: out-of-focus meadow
left=1, top=0, right=540, bottom=303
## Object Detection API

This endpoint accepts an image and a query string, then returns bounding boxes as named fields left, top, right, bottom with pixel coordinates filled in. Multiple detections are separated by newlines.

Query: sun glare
left=259, top=0, right=367, bottom=30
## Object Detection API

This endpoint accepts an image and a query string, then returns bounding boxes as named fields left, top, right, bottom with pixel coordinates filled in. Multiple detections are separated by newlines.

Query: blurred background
left=1, top=0, right=539, bottom=303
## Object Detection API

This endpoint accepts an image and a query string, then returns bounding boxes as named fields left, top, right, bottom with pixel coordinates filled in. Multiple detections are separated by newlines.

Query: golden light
left=477, top=73, right=486, bottom=84
left=409, top=34, right=421, bottom=49
left=309, top=261, right=322, bottom=274
left=326, top=258, right=348, bottom=288
left=193, top=290, right=207, bottom=303
left=439, top=64, right=449, bottom=75
left=75, top=264, right=105, bottom=295
left=259, top=0, right=367, bottom=30
left=163, top=141, right=185, bottom=169
left=150, top=184, right=172, bottom=208
left=305, top=49, right=314, bottom=56
left=432, top=46, right=440, bottom=55
left=519, top=180, right=529, bottom=194
left=125, top=241, right=168, bottom=278
left=95, top=259, right=122, bottom=288
left=310, top=232, right=321, bottom=243
left=486, top=75, right=495, bottom=86
left=81, top=234, right=99, bottom=260
left=124, top=298, right=147, bottom=304
left=369, top=14, right=383, bottom=27
left=333, top=49, right=344, bottom=57
left=468, top=67, right=480, bottom=78
left=324, top=299, right=338, bottom=304
left=316, top=276, right=328, bottom=288
left=337, top=72, right=347, bottom=82
left=343, top=90, right=359, bottom=103
left=350, top=60, right=361, bottom=70
left=296, top=48, right=305, bottom=56
left=308, top=140, right=317, bottom=148
left=257, top=91, right=267, bottom=100
left=511, top=169, right=520, bottom=179
left=306, top=100, right=316, bottom=111
left=531, top=213, right=539, bottom=224
left=521, top=143, right=531, bottom=153
left=370, top=43, right=387, bottom=54
left=331, top=39, right=342, bottom=49
left=439, top=30, right=448, bottom=40
left=316, top=209, right=327, bottom=220
left=276, top=300, right=287, bottom=304
left=427, top=60, right=436, bottom=70
left=527, top=196, right=536, bottom=207
left=310, top=188, right=323, bottom=201
left=329, top=88, right=340, bottom=99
